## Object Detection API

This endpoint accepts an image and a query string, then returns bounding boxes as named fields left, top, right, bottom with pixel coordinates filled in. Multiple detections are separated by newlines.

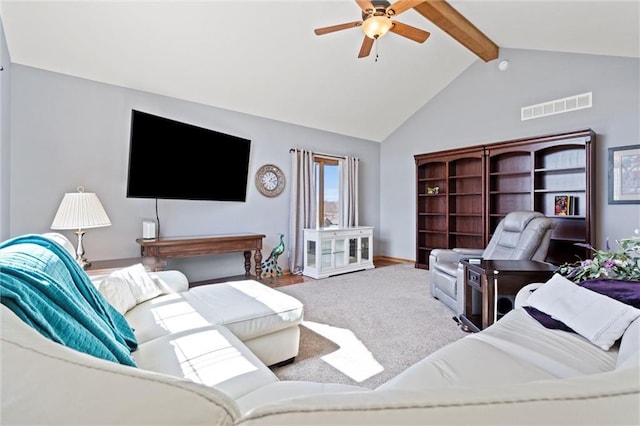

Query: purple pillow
left=580, top=279, right=640, bottom=308
left=523, top=306, right=575, bottom=332
left=524, top=279, right=640, bottom=331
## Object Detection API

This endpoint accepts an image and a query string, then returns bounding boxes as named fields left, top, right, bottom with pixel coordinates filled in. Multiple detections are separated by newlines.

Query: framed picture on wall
left=608, top=144, right=640, bottom=204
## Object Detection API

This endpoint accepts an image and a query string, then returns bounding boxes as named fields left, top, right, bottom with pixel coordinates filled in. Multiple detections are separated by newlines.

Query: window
left=314, top=157, right=340, bottom=228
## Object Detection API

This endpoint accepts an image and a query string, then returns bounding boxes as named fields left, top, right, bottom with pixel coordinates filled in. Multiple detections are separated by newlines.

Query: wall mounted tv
left=127, top=110, right=251, bottom=202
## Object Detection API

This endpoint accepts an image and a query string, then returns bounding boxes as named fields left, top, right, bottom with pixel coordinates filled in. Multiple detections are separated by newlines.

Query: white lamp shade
left=51, top=190, right=111, bottom=230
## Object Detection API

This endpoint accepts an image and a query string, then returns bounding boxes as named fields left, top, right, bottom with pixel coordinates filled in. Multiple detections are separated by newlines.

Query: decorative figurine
left=261, top=233, right=285, bottom=284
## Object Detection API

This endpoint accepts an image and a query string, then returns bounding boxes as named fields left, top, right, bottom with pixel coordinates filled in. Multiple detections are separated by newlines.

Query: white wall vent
left=521, top=92, right=592, bottom=121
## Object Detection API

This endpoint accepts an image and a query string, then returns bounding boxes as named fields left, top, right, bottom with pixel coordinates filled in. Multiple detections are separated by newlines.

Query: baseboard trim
left=373, top=256, right=413, bottom=265
left=265, top=257, right=414, bottom=275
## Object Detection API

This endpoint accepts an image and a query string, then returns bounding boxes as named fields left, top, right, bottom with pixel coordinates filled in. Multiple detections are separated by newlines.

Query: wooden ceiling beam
left=414, top=0, right=499, bottom=62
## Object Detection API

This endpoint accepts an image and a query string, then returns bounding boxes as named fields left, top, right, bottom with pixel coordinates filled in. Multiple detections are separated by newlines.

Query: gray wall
left=6, top=48, right=640, bottom=278
left=380, top=48, right=640, bottom=261
left=0, top=20, right=10, bottom=240
left=8, top=65, right=380, bottom=281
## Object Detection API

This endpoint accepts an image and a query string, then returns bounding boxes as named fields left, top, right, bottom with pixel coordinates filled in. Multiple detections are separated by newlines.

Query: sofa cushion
left=187, top=280, right=304, bottom=341
left=96, top=275, right=138, bottom=314
left=379, top=332, right=559, bottom=392
left=527, top=274, right=640, bottom=350
left=126, top=280, right=304, bottom=344
left=110, top=263, right=164, bottom=304
left=524, top=278, right=640, bottom=334
left=126, top=291, right=222, bottom=343
left=471, top=310, right=618, bottom=376
left=133, top=324, right=278, bottom=399
left=380, top=309, right=617, bottom=394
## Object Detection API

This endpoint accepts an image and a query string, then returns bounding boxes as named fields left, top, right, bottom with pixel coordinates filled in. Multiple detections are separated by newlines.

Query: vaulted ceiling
left=1, top=1, right=638, bottom=142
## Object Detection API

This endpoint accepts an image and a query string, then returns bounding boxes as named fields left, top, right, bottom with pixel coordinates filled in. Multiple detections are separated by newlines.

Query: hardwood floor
left=193, top=257, right=412, bottom=288
left=263, top=257, right=412, bottom=287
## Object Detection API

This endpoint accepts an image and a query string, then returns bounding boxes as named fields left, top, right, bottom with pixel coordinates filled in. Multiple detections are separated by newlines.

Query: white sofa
left=2, top=235, right=639, bottom=425
left=44, top=231, right=304, bottom=374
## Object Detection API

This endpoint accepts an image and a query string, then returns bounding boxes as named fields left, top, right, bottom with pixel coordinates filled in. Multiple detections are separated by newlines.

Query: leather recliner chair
left=429, top=211, right=556, bottom=316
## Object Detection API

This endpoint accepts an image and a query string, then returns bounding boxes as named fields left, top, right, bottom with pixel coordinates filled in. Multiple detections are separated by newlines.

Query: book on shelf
left=570, top=196, right=578, bottom=215
left=554, top=195, right=577, bottom=216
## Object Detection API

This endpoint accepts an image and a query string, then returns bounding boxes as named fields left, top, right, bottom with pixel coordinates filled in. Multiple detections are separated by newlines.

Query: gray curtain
left=340, top=156, right=359, bottom=227
left=288, top=149, right=316, bottom=275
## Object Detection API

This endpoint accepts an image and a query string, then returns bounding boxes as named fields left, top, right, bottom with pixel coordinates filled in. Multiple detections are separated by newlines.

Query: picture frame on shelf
left=608, top=144, right=640, bottom=204
left=554, top=195, right=570, bottom=216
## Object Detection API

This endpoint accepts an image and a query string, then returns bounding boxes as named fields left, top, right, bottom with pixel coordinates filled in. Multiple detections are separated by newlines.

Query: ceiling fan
left=314, top=0, right=500, bottom=62
left=314, top=0, right=430, bottom=59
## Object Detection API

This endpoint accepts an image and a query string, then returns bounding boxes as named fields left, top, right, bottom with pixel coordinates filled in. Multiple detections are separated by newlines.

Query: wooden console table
left=85, top=257, right=167, bottom=276
left=136, top=234, right=266, bottom=278
left=459, top=259, right=557, bottom=332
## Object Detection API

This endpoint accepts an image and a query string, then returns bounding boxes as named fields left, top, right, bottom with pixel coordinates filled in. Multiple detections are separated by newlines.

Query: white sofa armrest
left=514, top=283, right=544, bottom=309
left=1, top=305, right=239, bottom=425
left=149, top=270, right=189, bottom=293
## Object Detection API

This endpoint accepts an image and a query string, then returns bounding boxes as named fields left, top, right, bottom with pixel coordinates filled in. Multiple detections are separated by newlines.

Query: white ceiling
left=1, top=1, right=639, bottom=142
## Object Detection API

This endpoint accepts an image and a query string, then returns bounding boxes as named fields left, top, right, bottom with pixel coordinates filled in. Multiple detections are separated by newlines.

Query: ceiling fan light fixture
left=362, top=15, right=393, bottom=39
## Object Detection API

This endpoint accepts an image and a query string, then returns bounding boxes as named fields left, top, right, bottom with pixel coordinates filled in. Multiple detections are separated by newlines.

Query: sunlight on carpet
left=303, top=320, right=383, bottom=383
left=270, top=264, right=468, bottom=389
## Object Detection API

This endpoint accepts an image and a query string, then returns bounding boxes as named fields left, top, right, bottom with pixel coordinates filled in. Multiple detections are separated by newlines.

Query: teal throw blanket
left=0, top=234, right=138, bottom=367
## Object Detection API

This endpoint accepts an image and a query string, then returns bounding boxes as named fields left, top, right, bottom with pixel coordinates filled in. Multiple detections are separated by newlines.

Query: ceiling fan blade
left=386, top=0, right=423, bottom=17
left=356, top=0, right=376, bottom=14
left=314, top=21, right=363, bottom=36
left=358, top=36, right=374, bottom=58
left=390, top=21, right=430, bottom=43
left=413, top=0, right=498, bottom=62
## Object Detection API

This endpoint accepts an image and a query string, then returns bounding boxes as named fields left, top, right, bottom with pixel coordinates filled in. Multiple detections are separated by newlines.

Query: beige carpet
left=270, top=263, right=468, bottom=389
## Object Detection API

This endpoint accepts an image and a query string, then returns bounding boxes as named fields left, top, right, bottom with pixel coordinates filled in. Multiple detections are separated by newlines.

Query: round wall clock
left=255, top=164, right=286, bottom=197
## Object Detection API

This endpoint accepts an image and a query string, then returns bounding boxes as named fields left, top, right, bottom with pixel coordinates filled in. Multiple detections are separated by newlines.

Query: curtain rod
left=289, top=148, right=353, bottom=161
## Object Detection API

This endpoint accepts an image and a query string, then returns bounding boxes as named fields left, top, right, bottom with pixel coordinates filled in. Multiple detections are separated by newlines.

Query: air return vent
left=521, top=92, right=592, bottom=121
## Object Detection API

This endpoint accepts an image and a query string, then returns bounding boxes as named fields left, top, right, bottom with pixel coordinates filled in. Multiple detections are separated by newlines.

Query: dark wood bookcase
left=415, top=146, right=485, bottom=269
left=415, top=129, right=595, bottom=269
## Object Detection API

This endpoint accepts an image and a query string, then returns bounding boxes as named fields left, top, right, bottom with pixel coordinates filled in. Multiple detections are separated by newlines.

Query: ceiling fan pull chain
left=375, top=38, right=380, bottom=62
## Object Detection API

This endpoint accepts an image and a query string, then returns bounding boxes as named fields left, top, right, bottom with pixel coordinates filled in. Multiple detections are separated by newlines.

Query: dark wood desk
left=459, top=259, right=557, bottom=332
left=136, top=234, right=266, bottom=278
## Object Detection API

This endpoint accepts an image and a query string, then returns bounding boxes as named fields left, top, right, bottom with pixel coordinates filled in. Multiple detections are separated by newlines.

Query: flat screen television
left=126, top=110, right=251, bottom=202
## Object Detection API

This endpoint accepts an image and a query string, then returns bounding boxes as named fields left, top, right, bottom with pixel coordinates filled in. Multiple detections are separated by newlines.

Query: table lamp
left=51, top=186, right=111, bottom=268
